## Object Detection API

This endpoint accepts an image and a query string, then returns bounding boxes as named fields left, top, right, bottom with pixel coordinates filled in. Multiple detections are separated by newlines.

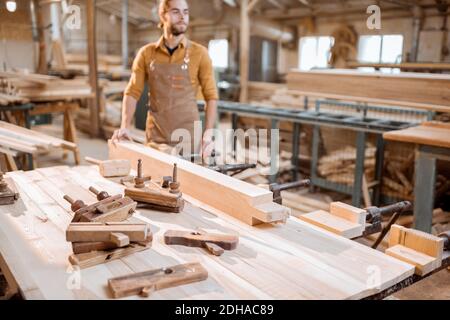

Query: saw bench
left=122, top=159, right=185, bottom=213
left=0, top=165, right=447, bottom=300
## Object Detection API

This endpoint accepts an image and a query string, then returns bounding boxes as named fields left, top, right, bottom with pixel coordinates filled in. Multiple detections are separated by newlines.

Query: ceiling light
left=6, top=1, right=17, bottom=13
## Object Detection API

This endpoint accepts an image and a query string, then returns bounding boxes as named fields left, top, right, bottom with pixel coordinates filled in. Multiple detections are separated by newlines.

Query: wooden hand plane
left=122, top=159, right=184, bottom=213
left=164, top=229, right=239, bottom=256
left=64, top=187, right=136, bottom=223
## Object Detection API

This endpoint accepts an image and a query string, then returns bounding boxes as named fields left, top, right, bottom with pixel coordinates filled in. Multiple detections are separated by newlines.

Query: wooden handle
left=85, top=157, right=101, bottom=165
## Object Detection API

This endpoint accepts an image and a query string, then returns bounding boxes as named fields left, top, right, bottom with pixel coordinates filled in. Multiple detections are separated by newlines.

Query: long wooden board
left=287, top=69, right=450, bottom=112
left=383, top=122, right=450, bottom=148
left=109, top=141, right=290, bottom=226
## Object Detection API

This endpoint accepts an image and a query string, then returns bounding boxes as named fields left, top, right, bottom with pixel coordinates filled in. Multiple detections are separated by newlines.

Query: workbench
left=0, top=165, right=418, bottom=300
left=384, top=122, right=450, bottom=233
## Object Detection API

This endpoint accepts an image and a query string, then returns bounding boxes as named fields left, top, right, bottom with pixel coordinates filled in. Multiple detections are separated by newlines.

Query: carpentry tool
left=85, top=157, right=131, bottom=177
left=439, top=231, right=450, bottom=251
left=269, top=179, right=311, bottom=204
left=164, top=229, right=239, bottom=256
left=108, top=262, right=208, bottom=298
left=208, top=150, right=257, bottom=176
left=363, top=201, right=413, bottom=248
left=66, top=222, right=153, bottom=269
left=64, top=191, right=136, bottom=223
left=122, top=159, right=184, bottom=213
left=0, top=172, right=19, bottom=205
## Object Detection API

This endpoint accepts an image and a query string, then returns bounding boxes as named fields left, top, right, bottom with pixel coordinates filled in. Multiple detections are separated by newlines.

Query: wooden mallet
left=85, top=157, right=131, bottom=178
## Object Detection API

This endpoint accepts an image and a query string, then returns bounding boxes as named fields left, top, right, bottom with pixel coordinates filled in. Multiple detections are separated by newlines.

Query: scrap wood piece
left=69, top=239, right=152, bottom=269
left=66, top=222, right=150, bottom=243
left=109, top=141, right=290, bottom=226
left=164, top=230, right=238, bottom=256
left=298, top=210, right=364, bottom=239
left=385, top=225, right=444, bottom=276
left=108, top=262, right=208, bottom=299
left=85, top=157, right=131, bottom=177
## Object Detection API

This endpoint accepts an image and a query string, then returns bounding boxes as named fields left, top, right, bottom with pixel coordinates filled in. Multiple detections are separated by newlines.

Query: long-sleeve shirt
left=124, top=36, right=219, bottom=101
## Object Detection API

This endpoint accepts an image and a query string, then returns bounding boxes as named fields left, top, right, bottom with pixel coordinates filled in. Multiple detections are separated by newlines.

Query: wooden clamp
left=385, top=225, right=444, bottom=276
left=64, top=190, right=136, bottom=223
left=85, top=157, right=131, bottom=178
left=108, top=262, right=208, bottom=298
left=0, top=172, right=19, bottom=205
left=122, top=159, right=184, bottom=213
left=164, top=229, right=239, bottom=256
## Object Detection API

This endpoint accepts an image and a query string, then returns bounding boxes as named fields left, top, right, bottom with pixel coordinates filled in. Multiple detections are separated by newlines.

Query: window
left=298, top=36, right=334, bottom=71
left=358, top=34, right=403, bottom=64
left=208, top=39, right=229, bottom=69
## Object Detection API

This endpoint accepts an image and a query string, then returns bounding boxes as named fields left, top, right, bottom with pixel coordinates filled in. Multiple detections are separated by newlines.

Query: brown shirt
left=124, top=36, right=219, bottom=101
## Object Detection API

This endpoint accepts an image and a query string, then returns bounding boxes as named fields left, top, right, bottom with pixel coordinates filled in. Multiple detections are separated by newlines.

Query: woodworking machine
left=0, top=172, right=19, bottom=205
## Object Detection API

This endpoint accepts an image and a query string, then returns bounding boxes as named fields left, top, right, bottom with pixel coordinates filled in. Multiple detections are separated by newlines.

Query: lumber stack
left=317, top=145, right=376, bottom=185
left=0, top=71, right=92, bottom=102
left=0, top=120, right=77, bottom=155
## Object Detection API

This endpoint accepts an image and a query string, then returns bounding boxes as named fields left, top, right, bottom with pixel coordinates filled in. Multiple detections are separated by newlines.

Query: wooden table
left=0, top=165, right=415, bottom=300
left=384, top=122, right=450, bottom=232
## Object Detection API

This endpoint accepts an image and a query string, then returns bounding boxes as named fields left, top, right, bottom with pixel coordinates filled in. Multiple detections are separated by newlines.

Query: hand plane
left=0, top=172, right=19, bottom=205
left=64, top=187, right=136, bottom=223
left=122, top=159, right=184, bottom=213
left=164, top=229, right=239, bottom=256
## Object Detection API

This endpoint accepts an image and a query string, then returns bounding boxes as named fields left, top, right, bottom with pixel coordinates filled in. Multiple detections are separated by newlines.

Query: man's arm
left=112, top=47, right=147, bottom=143
left=198, top=49, right=219, bottom=156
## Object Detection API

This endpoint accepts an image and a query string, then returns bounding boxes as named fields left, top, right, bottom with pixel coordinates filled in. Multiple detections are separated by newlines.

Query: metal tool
left=164, top=229, right=239, bottom=256
left=0, top=172, right=19, bottom=205
left=269, top=179, right=311, bottom=204
left=439, top=231, right=450, bottom=251
left=64, top=190, right=136, bottom=223
left=361, top=201, right=413, bottom=249
left=122, top=160, right=184, bottom=213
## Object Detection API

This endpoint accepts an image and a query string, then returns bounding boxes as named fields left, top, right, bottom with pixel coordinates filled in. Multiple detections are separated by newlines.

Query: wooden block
left=85, top=157, right=131, bottom=177
left=69, top=239, right=152, bottom=269
left=329, top=202, right=366, bottom=226
left=108, top=262, right=208, bottom=298
left=385, top=245, right=437, bottom=276
left=66, top=222, right=149, bottom=243
left=109, top=141, right=290, bottom=225
left=387, top=225, right=444, bottom=275
left=298, top=210, right=364, bottom=239
left=110, top=233, right=130, bottom=247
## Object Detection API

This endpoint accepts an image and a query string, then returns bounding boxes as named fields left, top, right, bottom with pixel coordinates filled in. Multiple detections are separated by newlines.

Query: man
left=112, top=0, right=218, bottom=157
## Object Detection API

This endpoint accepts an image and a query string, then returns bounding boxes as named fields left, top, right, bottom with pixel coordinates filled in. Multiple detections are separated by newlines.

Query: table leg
left=291, top=123, right=301, bottom=181
left=373, top=134, right=385, bottom=206
left=64, top=109, right=81, bottom=165
left=352, top=131, right=366, bottom=207
left=413, top=149, right=436, bottom=233
left=269, top=119, right=279, bottom=184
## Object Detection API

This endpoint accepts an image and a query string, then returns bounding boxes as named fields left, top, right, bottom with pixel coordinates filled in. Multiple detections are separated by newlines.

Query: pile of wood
left=382, top=152, right=415, bottom=201
left=317, top=145, right=376, bottom=185
left=0, top=93, right=29, bottom=106
left=0, top=120, right=77, bottom=156
left=0, top=71, right=92, bottom=102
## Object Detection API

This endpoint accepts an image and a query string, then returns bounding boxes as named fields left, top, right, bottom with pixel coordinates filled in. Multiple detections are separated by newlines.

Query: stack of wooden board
left=0, top=121, right=78, bottom=162
left=0, top=165, right=416, bottom=299
left=0, top=93, right=29, bottom=106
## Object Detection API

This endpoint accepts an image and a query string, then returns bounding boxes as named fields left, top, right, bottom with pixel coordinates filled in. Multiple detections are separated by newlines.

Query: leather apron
left=145, top=41, right=200, bottom=153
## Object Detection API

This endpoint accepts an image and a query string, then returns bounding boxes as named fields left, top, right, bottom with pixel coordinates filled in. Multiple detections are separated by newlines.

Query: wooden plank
left=0, top=165, right=416, bottom=300
left=385, top=245, right=437, bottom=276
left=329, top=202, right=366, bottom=227
left=109, top=141, right=290, bottom=226
left=298, top=210, right=364, bottom=239
left=384, top=124, right=450, bottom=148
left=287, top=70, right=450, bottom=112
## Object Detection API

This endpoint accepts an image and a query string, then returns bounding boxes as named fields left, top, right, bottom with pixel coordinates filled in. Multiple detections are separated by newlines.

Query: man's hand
left=111, top=128, right=133, bottom=145
left=201, top=131, right=215, bottom=159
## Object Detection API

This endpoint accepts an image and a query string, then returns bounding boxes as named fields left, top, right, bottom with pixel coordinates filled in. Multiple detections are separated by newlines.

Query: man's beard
left=170, top=23, right=188, bottom=36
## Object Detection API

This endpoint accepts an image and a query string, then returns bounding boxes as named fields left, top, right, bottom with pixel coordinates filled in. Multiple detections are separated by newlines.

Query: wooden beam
left=108, top=141, right=290, bottom=225
left=87, top=0, right=101, bottom=137
left=34, top=0, right=48, bottom=74
left=121, top=0, right=129, bottom=69
left=239, top=0, right=250, bottom=103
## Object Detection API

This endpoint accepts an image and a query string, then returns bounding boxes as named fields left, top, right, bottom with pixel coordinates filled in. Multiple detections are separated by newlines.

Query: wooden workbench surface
left=383, top=122, right=450, bottom=149
left=0, top=166, right=414, bottom=300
